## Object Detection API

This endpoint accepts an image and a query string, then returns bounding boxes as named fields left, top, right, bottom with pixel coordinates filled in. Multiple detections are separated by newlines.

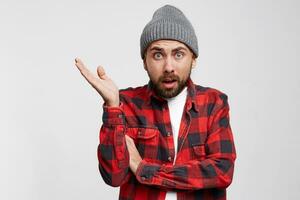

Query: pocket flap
left=136, top=127, right=158, bottom=139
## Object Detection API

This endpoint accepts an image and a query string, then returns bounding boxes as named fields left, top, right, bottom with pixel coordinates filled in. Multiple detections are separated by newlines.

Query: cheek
left=146, top=62, right=163, bottom=77
left=177, top=65, right=192, bottom=78
left=148, top=68, right=161, bottom=81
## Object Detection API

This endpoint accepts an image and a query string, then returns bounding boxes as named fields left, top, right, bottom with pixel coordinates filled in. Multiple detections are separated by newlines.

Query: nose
left=163, top=55, right=174, bottom=73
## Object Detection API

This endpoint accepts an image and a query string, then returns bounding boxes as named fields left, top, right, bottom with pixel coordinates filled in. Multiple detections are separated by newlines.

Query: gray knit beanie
left=140, top=4, right=198, bottom=59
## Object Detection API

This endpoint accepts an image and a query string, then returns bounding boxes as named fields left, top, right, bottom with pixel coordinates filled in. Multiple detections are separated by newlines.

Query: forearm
left=97, top=103, right=130, bottom=187
left=135, top=154, right=235, bottom=190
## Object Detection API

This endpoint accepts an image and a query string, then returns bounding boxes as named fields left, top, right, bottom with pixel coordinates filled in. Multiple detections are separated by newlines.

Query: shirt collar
left=145, top=77, right=199, bottom=112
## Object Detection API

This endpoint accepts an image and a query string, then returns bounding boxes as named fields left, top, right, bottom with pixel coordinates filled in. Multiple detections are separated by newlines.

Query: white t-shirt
left=165, top=87, right=187, bottom=200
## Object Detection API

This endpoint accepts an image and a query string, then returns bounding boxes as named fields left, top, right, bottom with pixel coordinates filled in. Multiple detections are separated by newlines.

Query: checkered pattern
left=97, top=78, right=236, bottom=200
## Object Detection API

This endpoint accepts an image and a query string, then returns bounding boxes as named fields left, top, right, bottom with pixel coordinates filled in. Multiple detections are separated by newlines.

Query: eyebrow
left=149, top=46, right=188, bottom=52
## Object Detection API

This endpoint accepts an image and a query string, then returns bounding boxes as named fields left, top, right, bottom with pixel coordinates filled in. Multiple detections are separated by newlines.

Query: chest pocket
left=126, top=127, right=159, bottom=160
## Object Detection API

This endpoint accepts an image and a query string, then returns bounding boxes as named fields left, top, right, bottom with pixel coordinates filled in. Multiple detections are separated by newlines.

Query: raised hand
left=74, top=57, right=120, bottom=107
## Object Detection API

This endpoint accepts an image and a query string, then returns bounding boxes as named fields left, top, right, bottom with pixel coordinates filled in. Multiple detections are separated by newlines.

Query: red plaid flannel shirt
left=97, top=78, right=236, bottom=200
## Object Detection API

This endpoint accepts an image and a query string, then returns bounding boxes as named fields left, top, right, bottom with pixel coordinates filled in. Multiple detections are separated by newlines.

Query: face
left=143, top=40, right=196, bottom=98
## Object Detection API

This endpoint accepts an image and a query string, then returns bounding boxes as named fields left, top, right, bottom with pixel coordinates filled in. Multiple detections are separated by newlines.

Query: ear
left=143, top=59, right=148, bottom=71
left=191, top=58, right=197, bottom=69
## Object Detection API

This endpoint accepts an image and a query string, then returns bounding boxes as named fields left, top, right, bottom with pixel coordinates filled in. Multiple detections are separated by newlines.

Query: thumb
left=125, top=135, right=135, bottom=145
left=97, top=66, right=108, bottom=80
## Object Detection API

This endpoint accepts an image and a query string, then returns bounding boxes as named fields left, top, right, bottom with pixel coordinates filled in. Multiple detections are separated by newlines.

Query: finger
left=125, top=135, right=135, bottom=147
left=74, top=58, right=100, bottom=87
left=74, top=57, right=85, bottom=72
left=74, top=57, right=88, bottom=72
left=97, top=66, right=108, bottom=80
left=125, top=135, right=134, bottom=142
left=125, top=135, right=132, bottom=144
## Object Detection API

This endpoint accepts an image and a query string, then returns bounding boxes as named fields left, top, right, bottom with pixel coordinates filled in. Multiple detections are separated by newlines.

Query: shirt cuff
left=135, top=160, right=160, bottom=184
left=102, top=102, right=125, bottom=125
left=135, top=160, right=150, bottom=183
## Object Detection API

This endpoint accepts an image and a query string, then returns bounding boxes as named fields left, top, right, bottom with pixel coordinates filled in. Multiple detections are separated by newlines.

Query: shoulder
left=119, top=84, right=148, bottom=98
left=118, top=84, right=149, bottom=108
left=194, top=83, right=229, bottom=107
left=119, top=85, right=148, bottom=110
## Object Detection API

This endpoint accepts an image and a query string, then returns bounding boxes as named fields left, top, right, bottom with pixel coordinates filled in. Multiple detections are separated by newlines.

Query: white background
left=1, top=0, right=299, bottom=199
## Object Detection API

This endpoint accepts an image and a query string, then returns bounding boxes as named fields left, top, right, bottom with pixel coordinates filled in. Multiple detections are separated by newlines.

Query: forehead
left=148, top=39, right=189, bottom=50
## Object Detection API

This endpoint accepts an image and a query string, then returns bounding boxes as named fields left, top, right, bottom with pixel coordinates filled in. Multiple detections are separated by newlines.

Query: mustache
left=158, top=74, right=180, bottom=82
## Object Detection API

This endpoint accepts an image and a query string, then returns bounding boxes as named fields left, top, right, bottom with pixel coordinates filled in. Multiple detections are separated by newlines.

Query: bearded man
left=75, top=4, right=236, bottom=200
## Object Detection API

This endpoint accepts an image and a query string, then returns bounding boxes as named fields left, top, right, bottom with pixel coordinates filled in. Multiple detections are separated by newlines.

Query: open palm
left=75, top=57, right=119, bottom=107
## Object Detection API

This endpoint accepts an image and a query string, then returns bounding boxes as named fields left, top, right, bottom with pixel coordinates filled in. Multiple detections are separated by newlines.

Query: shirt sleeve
left=134, top=93, right=236, bottom=190
left=97, top=102, right=131, bottom=187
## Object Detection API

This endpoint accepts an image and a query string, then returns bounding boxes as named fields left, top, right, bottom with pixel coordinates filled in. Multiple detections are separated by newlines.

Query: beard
left=149, top=68, right=191, bottom=99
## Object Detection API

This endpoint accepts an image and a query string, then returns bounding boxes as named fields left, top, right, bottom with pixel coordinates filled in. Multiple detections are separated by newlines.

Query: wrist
left=106, top=100, right=120, bottom=107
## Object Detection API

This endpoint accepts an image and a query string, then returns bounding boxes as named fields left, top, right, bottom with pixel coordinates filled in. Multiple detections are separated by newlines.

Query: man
left=75, top=4, right=236, bottom=200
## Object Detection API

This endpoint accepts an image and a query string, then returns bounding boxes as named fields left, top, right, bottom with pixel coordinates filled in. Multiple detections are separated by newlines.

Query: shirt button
left=168, top=156, right=172, bottom=162
left=167, top=132, right=171, bottom=137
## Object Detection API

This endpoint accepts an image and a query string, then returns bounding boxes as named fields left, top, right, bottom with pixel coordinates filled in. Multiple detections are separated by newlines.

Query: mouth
left=161, top=78, right=177, bottom=89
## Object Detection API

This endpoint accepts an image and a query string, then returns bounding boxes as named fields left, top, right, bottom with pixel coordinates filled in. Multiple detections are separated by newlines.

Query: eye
left=175, top=52, right=184, bottom=59
left=153, top=52, right=163, bottom=60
